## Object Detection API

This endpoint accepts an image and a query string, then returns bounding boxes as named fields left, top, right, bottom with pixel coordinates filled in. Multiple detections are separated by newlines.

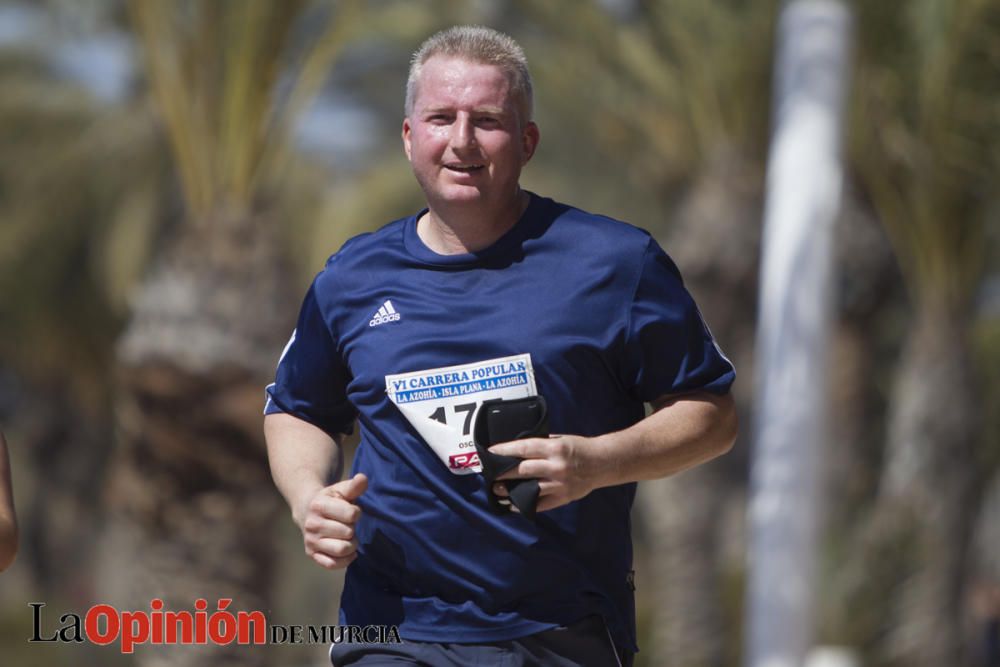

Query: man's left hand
left=489, top=435, right=604, bottom=513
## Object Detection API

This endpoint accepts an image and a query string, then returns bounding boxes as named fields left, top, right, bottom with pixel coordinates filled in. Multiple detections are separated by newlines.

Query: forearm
left=588, top=391, right=738, bottom=489
left=0, top=433, right=17, bottom=571
left=264, top=413, right=343, bottom=527
left=0, top=520, right=16, bottom=572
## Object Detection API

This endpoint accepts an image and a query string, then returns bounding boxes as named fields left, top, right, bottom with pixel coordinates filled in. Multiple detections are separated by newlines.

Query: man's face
left=402, top=55, right=539, bottom=211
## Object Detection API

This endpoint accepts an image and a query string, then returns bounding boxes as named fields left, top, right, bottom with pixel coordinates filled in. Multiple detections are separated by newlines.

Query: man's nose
left=451, top=116, right=477, bottom=150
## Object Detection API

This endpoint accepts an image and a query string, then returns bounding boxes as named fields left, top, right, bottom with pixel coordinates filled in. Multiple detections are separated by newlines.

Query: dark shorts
left=329, top=615, right=633, bottom=667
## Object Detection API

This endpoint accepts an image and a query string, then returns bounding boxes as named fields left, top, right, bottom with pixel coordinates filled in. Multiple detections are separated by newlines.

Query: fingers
left=493, top=445, right=572, bottom=481
left=310, top=473, right=367, bottom=523
left=488, top=437, right=561, bottom=459
left=495, top=458, right=555, bottom=481
left=490, top=435, right=593, bottom=486
left=310, top=548, right=358, bottom=570
left=303, top=512, right=359, bottom=570
left=302, top=520, right=358, bottom=570
left=493, top=480, right=559, bottom=498
left=303, top=511, right=356, bottom=539
left=488, top=435, right=593, bottom=514
left=301, top=474, right=368, bottom=571
left=310, top=493, right=363, bottom=524
left=303, top=520, right=359, bottom=570
left=308, top=537, right=360, bottom=570
left=328, top=473, right=368, bottom=502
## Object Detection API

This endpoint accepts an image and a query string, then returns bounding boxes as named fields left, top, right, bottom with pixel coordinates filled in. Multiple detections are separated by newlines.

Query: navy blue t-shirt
left=265, top=193, right=734, bottom=653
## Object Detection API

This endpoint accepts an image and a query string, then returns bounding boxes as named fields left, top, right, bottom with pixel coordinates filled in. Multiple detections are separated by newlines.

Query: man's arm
left=0, top=432, right=18, bottom=572
left=490, top=391, right=737, bottom=513
left=264, top=413, right=367, bottom=570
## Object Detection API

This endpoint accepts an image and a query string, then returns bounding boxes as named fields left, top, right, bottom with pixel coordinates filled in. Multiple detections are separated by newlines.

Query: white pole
left=745, top=3, right=852, bottom=667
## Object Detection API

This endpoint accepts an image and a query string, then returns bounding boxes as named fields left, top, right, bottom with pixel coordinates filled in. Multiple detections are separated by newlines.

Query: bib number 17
left=429, top=402, right=477, bottom=436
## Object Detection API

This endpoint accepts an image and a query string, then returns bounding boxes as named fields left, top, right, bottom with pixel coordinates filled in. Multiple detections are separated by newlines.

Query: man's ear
left=521, top=121, right=540, bottom=165
left=402, top=117, right=413, bottom=161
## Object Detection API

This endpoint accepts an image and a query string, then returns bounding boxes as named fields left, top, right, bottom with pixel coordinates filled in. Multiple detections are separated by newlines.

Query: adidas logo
left=369, top=300, right=401, bottom=327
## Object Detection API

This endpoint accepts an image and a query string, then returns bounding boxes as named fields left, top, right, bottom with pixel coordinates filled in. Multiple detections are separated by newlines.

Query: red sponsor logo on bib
left=448, top=452, right=480, bottom=470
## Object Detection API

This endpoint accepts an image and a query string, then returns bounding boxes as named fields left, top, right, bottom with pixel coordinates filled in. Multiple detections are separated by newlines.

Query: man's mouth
left=445, top=164, right=485, bottom=173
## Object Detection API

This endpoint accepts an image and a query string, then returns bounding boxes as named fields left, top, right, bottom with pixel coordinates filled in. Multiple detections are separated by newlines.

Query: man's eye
left=428, top=114, right=451, bottom=123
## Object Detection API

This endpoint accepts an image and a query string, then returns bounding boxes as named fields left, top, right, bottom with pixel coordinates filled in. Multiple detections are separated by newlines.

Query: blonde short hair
left=405, top=25, right=533, bottom=125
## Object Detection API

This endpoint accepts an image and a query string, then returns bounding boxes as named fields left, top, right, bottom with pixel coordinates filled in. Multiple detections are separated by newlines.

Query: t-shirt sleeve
left=623, top=238, right=735, bottom=401
left=263, top=279, right=357, bottom=436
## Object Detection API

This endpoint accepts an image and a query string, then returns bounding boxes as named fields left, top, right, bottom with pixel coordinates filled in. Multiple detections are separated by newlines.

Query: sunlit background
left=0, top=1, right=998, bottom=666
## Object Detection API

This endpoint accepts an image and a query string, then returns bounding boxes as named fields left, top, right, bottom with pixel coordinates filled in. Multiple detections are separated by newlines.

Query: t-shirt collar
left=402, top=192, right=541, bottom=266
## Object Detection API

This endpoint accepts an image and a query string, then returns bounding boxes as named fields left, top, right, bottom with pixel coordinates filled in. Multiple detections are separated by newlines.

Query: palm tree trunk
left=639, top=145, right=761, bottom=667
left=100, top=206, right=295, bottom=667
left=642, top=463, right=732, bottom=667
left=875, top=304, right=983, bottom=667
left=816, top=185, right=899, bottom=646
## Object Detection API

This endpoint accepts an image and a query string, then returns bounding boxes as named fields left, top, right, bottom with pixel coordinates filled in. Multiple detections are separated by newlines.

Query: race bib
left=385, top=354, right=537, bottom=475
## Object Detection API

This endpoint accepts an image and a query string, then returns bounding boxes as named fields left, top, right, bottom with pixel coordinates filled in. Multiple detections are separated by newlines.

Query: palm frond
left=850, top=0, right=1000, bottom=309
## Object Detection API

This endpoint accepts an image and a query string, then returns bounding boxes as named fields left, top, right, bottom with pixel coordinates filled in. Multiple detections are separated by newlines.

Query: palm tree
left=98, top=3, right=368, bottom=665
left=836, top=1, right=1000, bottom=664
left=0, top=21, right=171, bottom=605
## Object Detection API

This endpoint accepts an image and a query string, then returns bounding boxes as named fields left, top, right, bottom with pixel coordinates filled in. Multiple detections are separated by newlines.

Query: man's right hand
left=299, top=473, right=368, bottom=570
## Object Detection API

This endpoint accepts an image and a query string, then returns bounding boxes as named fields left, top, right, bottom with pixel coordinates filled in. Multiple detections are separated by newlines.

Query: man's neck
left=417, top=190, right=529, bottom=255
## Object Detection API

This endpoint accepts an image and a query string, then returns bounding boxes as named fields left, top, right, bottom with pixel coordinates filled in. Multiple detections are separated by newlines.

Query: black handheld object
left=473, top=395, right=548, bottom=519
